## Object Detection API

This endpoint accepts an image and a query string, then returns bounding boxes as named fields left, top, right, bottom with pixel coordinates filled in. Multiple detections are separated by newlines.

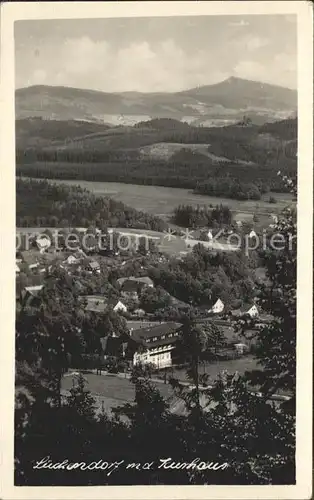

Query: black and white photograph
left=0, top=1, right=312, bottom=498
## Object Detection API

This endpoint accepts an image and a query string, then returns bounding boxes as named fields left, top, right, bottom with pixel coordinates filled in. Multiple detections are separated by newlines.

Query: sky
left=15, top=14, right=297, bottom=92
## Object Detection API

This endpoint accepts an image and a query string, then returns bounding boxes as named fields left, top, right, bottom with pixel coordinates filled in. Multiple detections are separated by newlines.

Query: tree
left=140, top=286, right=171, bottom=313
left=253, top=213, right=260, bottom=224
left=240, top=212, right=296, bottom=399
left=66, top=373, right=96, bottom=420
left=16, top=268, right=85, bottom=407
left=210, top=173, right=297, bottom=481
left=171, top=317, right=226, bottom=415
left=268, top=196, right=277, bottom=204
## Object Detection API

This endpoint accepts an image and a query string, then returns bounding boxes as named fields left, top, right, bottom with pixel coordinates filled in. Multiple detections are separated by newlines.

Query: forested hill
left=16, top=117, right=297, bottom=200
left=16, top=178, right=167, bottom=231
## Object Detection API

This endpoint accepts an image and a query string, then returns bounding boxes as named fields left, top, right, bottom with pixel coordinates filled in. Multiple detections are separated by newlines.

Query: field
left=61, top=354, right=259, bottom=415
left=171, top=355, right=259, bottom=385
left=23, top=177, right=295, bottom=220
left=139, top=142, right=232, bottom=163
left=61, top=372, right=173, bottom=415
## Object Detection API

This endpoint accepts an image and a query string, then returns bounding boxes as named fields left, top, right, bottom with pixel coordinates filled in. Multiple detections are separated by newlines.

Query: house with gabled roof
left=80, top=295, right=127, bottom=314
left=21, top=285, right=44, bottom=308
left=118, top=276, right=154, bottom=300
left=208, top=298, right=225, bottom=314
left=231, top=303, right=259, bottom=319
left=109, top=299, right=128, bottom=313
left=246, top=304, right=259, bottom=318
left=120, top=280, right=140, bottom=301
left=85, top=259, right=101, bottom=274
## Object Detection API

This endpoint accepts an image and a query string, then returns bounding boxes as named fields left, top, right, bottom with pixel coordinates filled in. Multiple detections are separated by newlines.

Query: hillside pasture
left=139, top=142, right=231, bottom=163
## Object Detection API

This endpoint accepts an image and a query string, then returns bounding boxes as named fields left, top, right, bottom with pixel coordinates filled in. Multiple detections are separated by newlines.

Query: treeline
left=16, top=118, right=110, bottom=144
left=16, top=156, right=294, bottom=195
left=259, top=118, right=297, bottom=140
left=134, top=117, right=193, bottom=131
left=195, top=178, right=263, bottom=200
left=16, top=178, right=167, bottom=231
left=173, top=204, right=232, bottom=228
left=17, top=148, right=139, bottom=164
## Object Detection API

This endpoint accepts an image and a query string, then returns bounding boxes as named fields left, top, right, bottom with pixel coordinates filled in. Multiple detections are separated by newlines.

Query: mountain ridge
left=15, top=76, right=297, bottom=94
left=15, top=77, right=297, bottom=126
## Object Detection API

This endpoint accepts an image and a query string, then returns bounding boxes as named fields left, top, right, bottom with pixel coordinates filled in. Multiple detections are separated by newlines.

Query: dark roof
left=169, top=295, right=190, bottom=309
left=133, top=321, right=181, bottom=339
left=130, top=322, right=182, bottom=348
left=127, top=321, right=164, bottom=331
left=145, top=335, right=179, bottom=348
left=121, top=280, right=139, bottom=293
left=119, top=276, right=154, bottom=291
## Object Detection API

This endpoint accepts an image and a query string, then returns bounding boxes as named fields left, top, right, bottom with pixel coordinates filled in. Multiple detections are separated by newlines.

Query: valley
left=19, top=176, right=295, bottom=221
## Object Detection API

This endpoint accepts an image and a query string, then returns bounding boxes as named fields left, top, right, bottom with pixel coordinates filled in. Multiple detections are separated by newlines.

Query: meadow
left=61, top=354, right=259, bottom=415
left=21, top=176, right=295, bottom=220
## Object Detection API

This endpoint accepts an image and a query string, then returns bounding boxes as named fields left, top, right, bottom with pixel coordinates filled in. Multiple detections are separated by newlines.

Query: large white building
left=130, top=322, right=182, bottom=369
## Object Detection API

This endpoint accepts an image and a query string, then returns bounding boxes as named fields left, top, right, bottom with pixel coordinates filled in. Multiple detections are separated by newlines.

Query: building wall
left=248, top=305, right=259, bottom=318
left=134, top=345, right=174, bottom=368
left=149, top=351, right=172, bottom=368
left=212, top=299, right=224, bottom=313
left=113, top=302, right=127, bottom=313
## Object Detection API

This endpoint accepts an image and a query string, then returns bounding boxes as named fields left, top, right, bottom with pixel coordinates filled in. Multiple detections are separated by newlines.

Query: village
left=16, top=221, right=277, bottom=409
